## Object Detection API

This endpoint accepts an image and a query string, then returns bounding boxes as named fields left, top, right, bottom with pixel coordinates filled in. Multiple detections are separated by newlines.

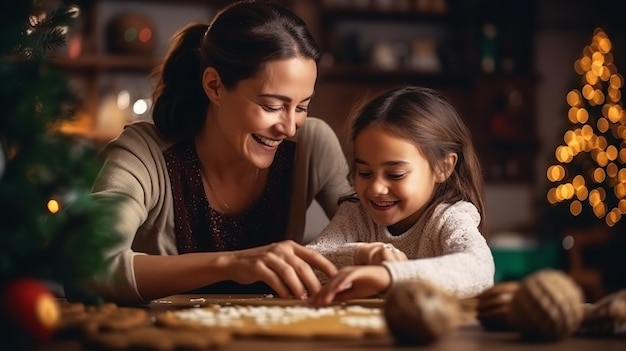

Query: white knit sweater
left=307, top=200, right=495, bottom=298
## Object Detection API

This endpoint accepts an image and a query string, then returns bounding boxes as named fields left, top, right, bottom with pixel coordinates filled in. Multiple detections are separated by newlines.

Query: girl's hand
left=229, top=240, right=337, bottom=299
left=354, top=242, right=408, bottom=265
left=308, top=265, right=391, bottom=307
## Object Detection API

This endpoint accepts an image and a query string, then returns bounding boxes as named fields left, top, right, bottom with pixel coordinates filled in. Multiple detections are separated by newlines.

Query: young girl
left=308, top=86, right=494, bottom=306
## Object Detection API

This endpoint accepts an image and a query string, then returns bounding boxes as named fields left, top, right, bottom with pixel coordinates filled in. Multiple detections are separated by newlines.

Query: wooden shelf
left=101, top=0, right=230, bottom=5
left=51, top=54, right=159, bottom=71
left=319, top=8, right=463, bottom=24
left=51, top=0, right=220, bottom=145
left=319, top=65, right=472, bottom=86
left=312, top=0, right=537, bottom=184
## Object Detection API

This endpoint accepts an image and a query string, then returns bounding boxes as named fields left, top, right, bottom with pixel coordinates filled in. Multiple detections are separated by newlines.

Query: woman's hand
left=228, top=240, right=337, bottom=299
left=308, top=265, right=391, bottom=307
left=354, top=242, right=408, bottom=265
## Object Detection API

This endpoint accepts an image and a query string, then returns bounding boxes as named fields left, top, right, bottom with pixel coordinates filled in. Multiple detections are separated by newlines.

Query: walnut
left=383, top=280, right=460, bottom=345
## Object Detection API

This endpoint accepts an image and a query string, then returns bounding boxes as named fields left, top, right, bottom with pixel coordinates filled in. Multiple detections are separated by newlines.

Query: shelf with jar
left=311, top=0, right=536, bottom=81
left=51, top=0, right=220, bottom=145
left=306, top=0, right=539, bottom=183
left=311, top=0, right=474, bottom=82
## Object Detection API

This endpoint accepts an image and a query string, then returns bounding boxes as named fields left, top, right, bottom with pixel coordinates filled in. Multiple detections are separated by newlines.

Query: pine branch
left=14, top=2, right=79, bottom=59
left=1, top=1, right=120, bottom=294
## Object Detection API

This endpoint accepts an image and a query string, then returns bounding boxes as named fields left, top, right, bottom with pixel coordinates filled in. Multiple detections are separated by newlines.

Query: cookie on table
left=577, top=289, right=626, bottom=337
left=86, top=325, right=231, bottom=350
left=156, top=304, right=387, bottom=339
left=476, top=281, right=520, bottom=331
left=57, top=302, right=148, bottom=336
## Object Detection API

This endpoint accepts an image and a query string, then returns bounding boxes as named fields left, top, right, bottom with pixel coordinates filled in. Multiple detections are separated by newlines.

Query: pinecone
left=509, top=269, right=585, bottom=341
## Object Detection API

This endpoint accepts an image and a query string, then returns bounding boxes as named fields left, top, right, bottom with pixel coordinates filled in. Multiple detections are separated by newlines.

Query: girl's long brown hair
left=345, top=86, right=487, bottom=236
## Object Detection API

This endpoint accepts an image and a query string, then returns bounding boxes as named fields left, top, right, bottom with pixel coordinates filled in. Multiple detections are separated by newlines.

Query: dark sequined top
left=163, top=140, right=295, bottom=293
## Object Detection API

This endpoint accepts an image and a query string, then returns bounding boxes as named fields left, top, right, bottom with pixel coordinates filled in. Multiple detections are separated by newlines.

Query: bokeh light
left=548, top=28, right=624, bottom=224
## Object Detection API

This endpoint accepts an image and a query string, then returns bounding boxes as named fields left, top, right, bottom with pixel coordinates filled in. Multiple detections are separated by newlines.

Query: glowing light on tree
left=547, top=28, right=625, bottom=227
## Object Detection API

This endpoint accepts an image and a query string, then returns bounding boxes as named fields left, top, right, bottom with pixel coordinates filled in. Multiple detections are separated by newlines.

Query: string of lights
left=547, top=28, right=625, bottom=227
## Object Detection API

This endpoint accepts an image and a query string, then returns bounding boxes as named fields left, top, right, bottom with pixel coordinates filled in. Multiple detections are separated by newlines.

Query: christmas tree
left=546, top=28, right=625, bottom=229
left=0, top=1, right=120, bottom=347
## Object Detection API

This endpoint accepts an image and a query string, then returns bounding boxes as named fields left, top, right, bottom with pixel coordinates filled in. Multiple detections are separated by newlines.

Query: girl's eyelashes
left=356, top=171, right=407, bottom=180
left=388, top=173, right=407, bottom=180
left=357, top=171, right=372, bottom=178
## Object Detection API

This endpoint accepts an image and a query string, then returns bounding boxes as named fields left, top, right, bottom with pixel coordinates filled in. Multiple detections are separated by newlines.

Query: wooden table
left=45, top=294, right=625, bottom=350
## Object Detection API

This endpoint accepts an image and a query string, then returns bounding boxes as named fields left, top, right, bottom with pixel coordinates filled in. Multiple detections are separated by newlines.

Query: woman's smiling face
left=210, top=57, right=317, bottom=168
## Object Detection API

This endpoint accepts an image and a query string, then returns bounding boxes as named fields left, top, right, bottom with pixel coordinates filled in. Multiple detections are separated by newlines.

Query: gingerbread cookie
left=156, top=304, right=387, bottom=339
left=578, top=289, right=626, bottom=337
left=56, top=302, right=148, bottom=336
left=86, top=325, right=231, bottom=350
left=476, top=282, right=520, bottom=331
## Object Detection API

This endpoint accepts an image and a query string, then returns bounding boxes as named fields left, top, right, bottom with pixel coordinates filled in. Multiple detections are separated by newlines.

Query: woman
left=86, top=1, right=351, bottom=304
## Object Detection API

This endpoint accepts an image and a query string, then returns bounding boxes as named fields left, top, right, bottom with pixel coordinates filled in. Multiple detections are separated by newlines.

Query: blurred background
left=52, top=0, right=626, bottom=301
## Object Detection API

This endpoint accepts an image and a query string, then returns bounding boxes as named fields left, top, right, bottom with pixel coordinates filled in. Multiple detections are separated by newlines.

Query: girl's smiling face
left=354, top=125, right=440, bottom=235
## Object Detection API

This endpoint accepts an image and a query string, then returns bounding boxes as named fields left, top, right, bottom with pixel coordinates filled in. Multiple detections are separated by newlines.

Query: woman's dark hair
left=345, top=86, right=487, bottom=235
left=152, top=0, right=320, bottom=141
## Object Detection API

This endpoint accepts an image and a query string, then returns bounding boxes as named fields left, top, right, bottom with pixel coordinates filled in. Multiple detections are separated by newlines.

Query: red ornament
left=1, top=278, right=60, bottom=342
left=105, top=13, right=156, bottom=56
